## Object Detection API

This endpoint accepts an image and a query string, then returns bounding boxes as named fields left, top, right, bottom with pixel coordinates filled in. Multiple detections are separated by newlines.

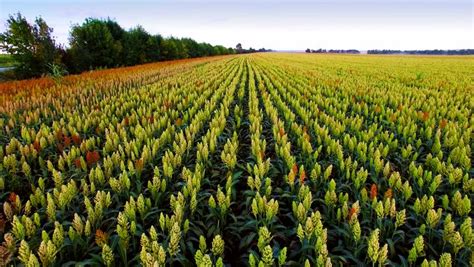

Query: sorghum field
left=0, top=53, right=473, bottom=266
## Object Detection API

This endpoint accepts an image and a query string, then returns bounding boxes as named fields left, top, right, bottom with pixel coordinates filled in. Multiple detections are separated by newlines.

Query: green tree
left=159, top=38, right=178, bottom=60
left=0, top=13, right=61, bottom=78
left=202, top=42, right=215, bottom=56
left=159, top=37, right=188, bottom=60
left=105, top=18, right=126, bottom=41
left=68, top=18, right=122, bottom=72
left=214, top=45, right=228, bottom=55
left=174, top=38, right=188, bottom=59
left=122, top=25, right=151, bottom=65
left=181, top=38, right=201, bottom=58
left=144, top=34, right=162, bottom=62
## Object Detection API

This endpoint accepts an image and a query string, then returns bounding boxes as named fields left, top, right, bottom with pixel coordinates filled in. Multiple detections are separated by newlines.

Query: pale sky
left=0, top=0, right=473, bottom=51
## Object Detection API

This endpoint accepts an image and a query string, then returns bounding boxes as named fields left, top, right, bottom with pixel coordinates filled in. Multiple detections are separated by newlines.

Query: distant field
left=0, top=53, right=472, bottom=266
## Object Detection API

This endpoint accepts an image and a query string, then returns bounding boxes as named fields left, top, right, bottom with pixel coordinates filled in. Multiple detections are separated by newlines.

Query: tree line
left=235, top=43, right=271, bottom=54
left=367, top=49, right=474, bottom=55
left=0, top=13, right=258, bottom=79
left=305, top=48, right=360, bottom=54
left=304, top=48, right=474, bottom=55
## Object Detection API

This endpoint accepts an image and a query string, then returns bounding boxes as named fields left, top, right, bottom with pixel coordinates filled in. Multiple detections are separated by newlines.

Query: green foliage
left=66, top=17, right=235, bottom=73
left=1, top=13, right=236, bottom=79
left=0, top=54, right=16, bottom=67
left=68, top=18, right=123, bottom=71
left=0, top=13, right=62, bottom=78
left=47, top=63, right=68, bottom=84
left=122, top=25, right=159, bottom=65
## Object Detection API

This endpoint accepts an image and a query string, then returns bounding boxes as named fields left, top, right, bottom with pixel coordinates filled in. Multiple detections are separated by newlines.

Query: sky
left=0, top=0, right=472, bottom=51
